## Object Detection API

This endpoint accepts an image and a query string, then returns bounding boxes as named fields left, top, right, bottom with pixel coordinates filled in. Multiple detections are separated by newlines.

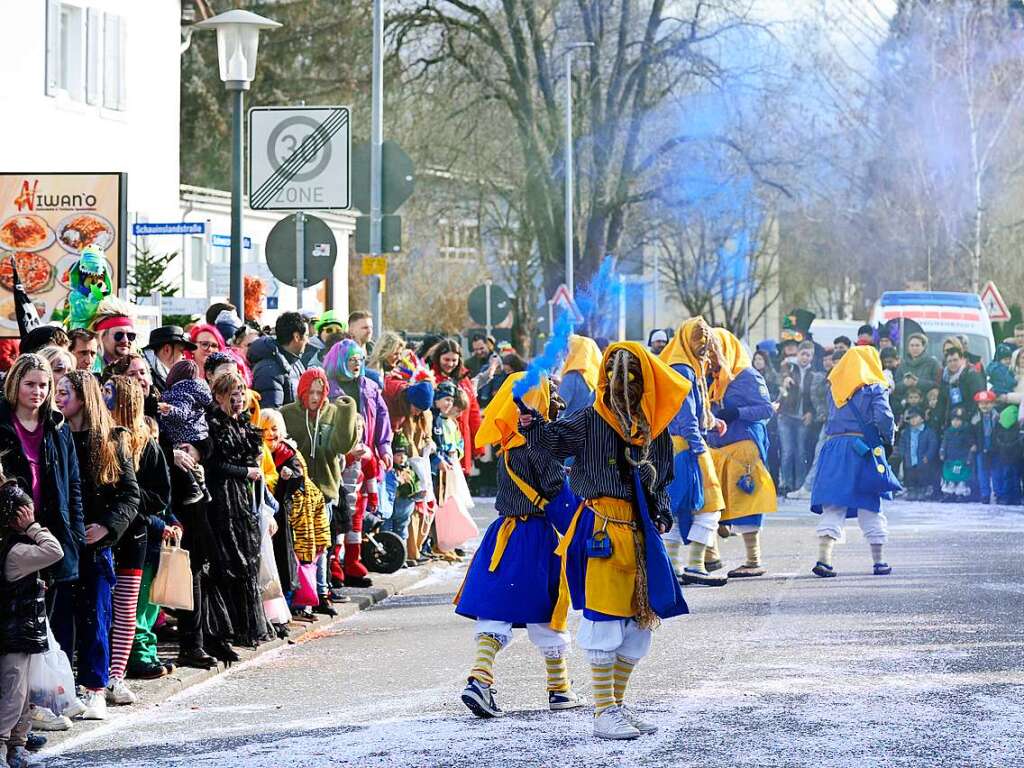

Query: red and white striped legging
left=110, top=524, right=148, bottom=680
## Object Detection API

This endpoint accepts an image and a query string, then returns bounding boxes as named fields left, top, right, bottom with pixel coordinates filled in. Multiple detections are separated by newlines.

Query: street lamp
left=193, top=9, right=280, bottom=320
left=564, top=41, right=593, bottom=299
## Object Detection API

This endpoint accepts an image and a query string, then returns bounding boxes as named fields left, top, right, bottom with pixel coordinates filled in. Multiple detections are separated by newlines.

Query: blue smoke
left=576, top=255, right=623, bottom=338
left=513, top=306, right=574, bottom=399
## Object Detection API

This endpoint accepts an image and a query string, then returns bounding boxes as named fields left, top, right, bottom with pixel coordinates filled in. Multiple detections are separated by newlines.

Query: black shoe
left=162, top=660, right=177, bottom=675
left=274, top=623, right=290, bottom=640
left=313, top=597, right=338, bottom=616
left=207, top=640, right=240, bottom=664
left=328, top=588, right=352, bottom=603
left=178, top=648, right=218, bottom=669
left=126, top=661, right=168, bottom=680
left=26, top=733, right=47, bottom=752
left=344, top=574, right=373, bottom=588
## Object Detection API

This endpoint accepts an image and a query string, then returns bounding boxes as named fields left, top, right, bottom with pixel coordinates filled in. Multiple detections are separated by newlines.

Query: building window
left=46, top=1, right=126, bottom=110
left=439, top=217, right=480, bottom=260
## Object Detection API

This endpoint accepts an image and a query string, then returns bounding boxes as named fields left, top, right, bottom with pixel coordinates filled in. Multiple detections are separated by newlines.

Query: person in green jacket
left=280, top=368, right=357, bottom=612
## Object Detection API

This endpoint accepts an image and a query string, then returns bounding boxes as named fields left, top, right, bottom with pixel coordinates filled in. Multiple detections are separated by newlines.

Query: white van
left=870, top=291, right=996, bottom=364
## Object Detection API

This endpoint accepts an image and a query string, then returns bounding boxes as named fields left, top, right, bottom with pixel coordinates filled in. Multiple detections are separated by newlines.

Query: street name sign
left=249, top=106, right=351, bottom=211
left=133, top=222, right=205, bottom=236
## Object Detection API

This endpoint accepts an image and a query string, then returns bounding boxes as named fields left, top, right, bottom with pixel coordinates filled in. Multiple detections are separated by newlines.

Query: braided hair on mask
left=606, top=349, right=656, bottom=489
left=689, top=320, right=726, bottom=431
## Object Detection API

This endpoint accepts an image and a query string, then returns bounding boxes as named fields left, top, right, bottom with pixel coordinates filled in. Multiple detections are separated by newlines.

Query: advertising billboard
left=0, top=172, right=127, bottom=335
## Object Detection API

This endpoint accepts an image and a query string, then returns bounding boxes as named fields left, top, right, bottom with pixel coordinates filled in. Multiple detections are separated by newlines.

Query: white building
left=1, top=0, right=353, bottom=324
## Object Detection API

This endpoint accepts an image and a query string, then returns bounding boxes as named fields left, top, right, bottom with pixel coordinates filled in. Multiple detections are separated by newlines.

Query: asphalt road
left=43, top=499, right=1024, bottom=768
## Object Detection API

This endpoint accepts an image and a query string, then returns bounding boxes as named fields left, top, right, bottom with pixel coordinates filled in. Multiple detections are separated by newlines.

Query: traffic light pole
left=368, top=0, right=384, bottom=331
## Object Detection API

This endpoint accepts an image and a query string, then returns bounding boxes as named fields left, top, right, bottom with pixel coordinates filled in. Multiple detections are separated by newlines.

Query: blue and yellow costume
left=659, top=317, right=727, bottom=581
left=810, top=346, right=900, bottom=577
left=558, top=334, right=601, bottom=416
left=706, top=329, right=777, bottom=577
left=455, top=373, right=583, bottom=717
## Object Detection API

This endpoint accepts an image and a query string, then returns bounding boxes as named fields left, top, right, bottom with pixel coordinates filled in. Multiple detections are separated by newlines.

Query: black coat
left=0, top=401, right=83, bottom=583
left=137, top=438, right=174, bottom=562
left=0, top=534, right=48, bottom=654
left=70, top=428, right=141, bottom=549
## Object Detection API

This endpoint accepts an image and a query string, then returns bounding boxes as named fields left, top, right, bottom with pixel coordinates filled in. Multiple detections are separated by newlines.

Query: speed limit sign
left=248, top=106, right=351, bottom=210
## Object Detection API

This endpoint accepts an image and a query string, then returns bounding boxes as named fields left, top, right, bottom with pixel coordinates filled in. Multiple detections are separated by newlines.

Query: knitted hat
left=904, top=406, right=924, bottom=419
left=974, top=389, right=997, bottom=403
left=0, top=478, right=32, bottom=529
left=996, top=343, right=1013, bottom=361
left=315, top=309, right=346, bottom=334
left=297, top=368, right=329, bottom=411
left=950, top=405, right=967, bottom=420
left=392, top=432, right=412, bottom=455
left=647, top=328, right=669, bottom=347
left=435, top=381, right=458, bottom=403
left=214, top=309, right=244, bottom=343
left=405, top=379, right=434, bottom=412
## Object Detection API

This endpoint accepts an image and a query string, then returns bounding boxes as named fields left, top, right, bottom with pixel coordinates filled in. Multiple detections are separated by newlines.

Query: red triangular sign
left=550, top=283, right=584, bottom=325
left=980, top=281, right=1011, bottom=322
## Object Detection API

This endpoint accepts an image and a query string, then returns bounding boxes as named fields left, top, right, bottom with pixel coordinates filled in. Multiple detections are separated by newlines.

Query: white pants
left=475, top=620, right=570, bottom=657
left=730, top=522, right=761, bottom=535
left=665, top=510, right=721, bottom=546
left=576, top=618, right=653, bottom=664
left=816, top=505, right=888, bottom=545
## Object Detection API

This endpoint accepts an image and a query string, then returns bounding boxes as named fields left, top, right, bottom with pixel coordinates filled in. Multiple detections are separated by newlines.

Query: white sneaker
left=64, top=696, right=87, bottom=719
left=80, top=689, right=107, bottom=720
left=621, top=706, right=658, bottom=735
left=105, top=677, right=138, bottom=705
left=29, top=705, right=72, bottom=731
left=548, top=688, right=584, bottom=711
left=786, top=488, right=812, bottom=500
left=593, top=705, right=641, bottom=740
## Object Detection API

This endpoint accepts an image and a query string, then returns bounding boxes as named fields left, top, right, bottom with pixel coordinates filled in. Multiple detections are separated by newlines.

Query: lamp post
left=564, top=41, right=593, bottom=299
left=193, top=10, right=280, bottom=320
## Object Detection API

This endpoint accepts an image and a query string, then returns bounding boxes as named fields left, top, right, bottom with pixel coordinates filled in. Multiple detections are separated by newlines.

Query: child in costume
left=810, top=346, right=901, bottom=577
left=659, top=317, right=728, bottom=586
left=559, top=334, right=601, bottom=415
left=524, top=342, right=689, bottom=740
left=52, top=245, right=113, bottom=329
left=940, top=406, right=975, bottom=501
left=455, top=374, right=582, bottom=719
left=706, top=329, right=777, bottom=577
left=972, top=390, right=999, bottom=504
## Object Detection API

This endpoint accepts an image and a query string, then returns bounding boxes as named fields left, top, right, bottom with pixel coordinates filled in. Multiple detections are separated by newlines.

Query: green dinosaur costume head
left=68, top=245, right=112, bottom=298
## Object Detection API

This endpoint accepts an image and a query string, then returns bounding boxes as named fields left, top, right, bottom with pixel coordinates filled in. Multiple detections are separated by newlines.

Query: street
left=43, top=499, right=1024, bottom=768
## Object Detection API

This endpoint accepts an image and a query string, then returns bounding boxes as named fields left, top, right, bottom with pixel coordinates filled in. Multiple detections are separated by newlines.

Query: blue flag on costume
left=633, top=468, right=688, bottom=619
left=667, top=450, right=703, bottom=544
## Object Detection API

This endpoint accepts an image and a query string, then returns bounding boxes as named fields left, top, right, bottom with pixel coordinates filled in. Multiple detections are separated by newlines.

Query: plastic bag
left=258, top=509, right=284, bottom=601
left=445, top=462, right=475, bottom=510
left=263, top=596, right=291, bottom=625
left=293, top=562, right=319, bottom=607
left=409, top=456, right=435, bottom=504
left=28, top=623, right=82, bottom=717
left=435, top=494, right=478, bottom=552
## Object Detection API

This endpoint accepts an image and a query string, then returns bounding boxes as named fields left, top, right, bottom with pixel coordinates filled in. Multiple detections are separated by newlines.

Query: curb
left=42, top=561, right=451, bottom=752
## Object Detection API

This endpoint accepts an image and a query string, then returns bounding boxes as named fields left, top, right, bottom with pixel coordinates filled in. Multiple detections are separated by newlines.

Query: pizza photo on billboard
left=0, top=214, right=55, bottom=252
left=0, top=252, right=55, bottom=295
left=56, top=213, right=115, bottom=252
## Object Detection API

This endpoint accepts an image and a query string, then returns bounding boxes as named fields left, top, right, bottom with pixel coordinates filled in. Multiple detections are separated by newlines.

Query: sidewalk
left=42, top=561, right=452, bottom=752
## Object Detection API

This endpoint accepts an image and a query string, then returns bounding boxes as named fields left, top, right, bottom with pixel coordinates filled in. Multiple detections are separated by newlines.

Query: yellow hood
left=710, top=328, right=751, bottom=404
left=660, top=317, right=710, bottom=375
left=595, top=341, right=691, bottom=443
left=828, top=345, right=888, bottom=407
left=475, top=372, right=550, bottom=450
left=561, top=334, right=601, bottom=393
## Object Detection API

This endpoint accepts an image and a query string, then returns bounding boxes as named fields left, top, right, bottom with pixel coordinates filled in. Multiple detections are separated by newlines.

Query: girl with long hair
left=53, top=370, right=140, bottom=720
left=426, top=339, right=481, bottom=475
left=105, top=376, right=176, bottom=691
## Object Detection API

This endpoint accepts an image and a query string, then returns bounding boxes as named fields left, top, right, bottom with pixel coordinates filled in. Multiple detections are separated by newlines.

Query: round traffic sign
left=468, top=283, right=511, bottom=327
left=265, top=213, right=338, bottom=288
left=266, top=116, right=333, bottom=183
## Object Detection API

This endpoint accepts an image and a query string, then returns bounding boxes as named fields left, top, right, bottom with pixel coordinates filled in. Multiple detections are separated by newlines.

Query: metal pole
left=652, top=244, right=660, bottom=331
left=618, top=275, right=626, bottom=341
left=229, top=85, right=245, bottom=319
left=295, top=211, right=305, bottom=310
left=369, top=0, right=384, bottom=329
left=565, top=49, right=574, bottom=299
left=485, top=279, right=492, bottom=338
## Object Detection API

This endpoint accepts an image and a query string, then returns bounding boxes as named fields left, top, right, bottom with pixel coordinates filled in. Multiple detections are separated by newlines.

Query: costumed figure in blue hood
left=523, top=342, right=689, bottom=741
left=706, top=329, right=777, bottom=577
left=52, top=245, right=113, bottom=330
left=810, top=346, right=901, bottom=578
left=659, top=317, right=729, bottom=586
left=454, top=373, right=583, bottom=720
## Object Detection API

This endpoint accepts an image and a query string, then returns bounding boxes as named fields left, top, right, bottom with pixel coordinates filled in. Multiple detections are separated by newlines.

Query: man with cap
left=647, top=328, right=670, bottom=356
left=143, top=326, right=197, bottom=393
left=19, top=325, right=69, bottom=355
left=302, top=310, right=346, bottom=366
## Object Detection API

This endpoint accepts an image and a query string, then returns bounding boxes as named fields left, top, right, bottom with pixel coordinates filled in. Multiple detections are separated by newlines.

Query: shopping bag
left=293, top=562, right=319, bottom=607
left=150, top=533, right=194, bottom=611
left=445, top=463, right=475, bottom=509
left=28, top=622, right=82, bottom=716
left=434, top=494, right=479, bottom=552
left=263, top=596, right=291, bottom=625
left=257, top=485, right=285, bottom=601
left=409, top=456, right=435, bottom=504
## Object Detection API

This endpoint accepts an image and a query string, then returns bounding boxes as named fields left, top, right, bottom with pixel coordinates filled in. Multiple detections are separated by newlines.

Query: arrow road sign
left=980, top=280, right=1011, bottom=322
left=249, top=106, right=351, bottom=211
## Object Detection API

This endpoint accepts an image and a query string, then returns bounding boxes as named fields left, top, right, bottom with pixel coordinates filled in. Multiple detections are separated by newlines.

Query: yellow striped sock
left=613, top=656, right=636, bottom=705
left=470, top=634, right=502, bottom=687
left=591, top=662, right=616, bottom=716
left=664, top=538, right=682, bottom=571
left=544, top=655, right=570, bottom=693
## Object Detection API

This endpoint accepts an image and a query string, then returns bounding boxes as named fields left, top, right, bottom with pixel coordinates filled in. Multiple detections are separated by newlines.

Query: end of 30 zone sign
left=248, top=106, right=352, bottom=211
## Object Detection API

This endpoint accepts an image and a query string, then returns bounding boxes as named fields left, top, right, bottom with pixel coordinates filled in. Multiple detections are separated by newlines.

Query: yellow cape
left=710, top=328, right=752, bottom=404
left=828, top=345, right=888, bottom=407
left=474, top=372, right=551, bottom=450
left=595, top=341, right=691, bottom=443
left=561, top=334, right=601, bottom=394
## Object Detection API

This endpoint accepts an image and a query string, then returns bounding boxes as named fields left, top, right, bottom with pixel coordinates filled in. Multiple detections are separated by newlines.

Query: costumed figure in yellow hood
left=524, top=342, right=689, bottom=741
left=559, top=334, right=602, bottom=415
left=454, top=373, right=584, bottom=719
left=659, top=317, right=729, bottom=586
left=809, top=345, right=900, bottom=578
left=706, top=329, right=777, bottom=578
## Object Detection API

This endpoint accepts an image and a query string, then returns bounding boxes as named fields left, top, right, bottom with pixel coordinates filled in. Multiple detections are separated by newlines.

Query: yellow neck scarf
left=474, top=372, right=551, bottom=451
left=560, top=334, right=601, bottom=393
left=594, top=341, right=691, bottom=444
left=828, top=345, right=888, bottom=407
left=710, top=328, right=751, bottom=404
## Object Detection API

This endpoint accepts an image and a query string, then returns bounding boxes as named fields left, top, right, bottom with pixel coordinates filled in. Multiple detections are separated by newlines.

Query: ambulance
left=870, top=291, right=996, bottom=364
